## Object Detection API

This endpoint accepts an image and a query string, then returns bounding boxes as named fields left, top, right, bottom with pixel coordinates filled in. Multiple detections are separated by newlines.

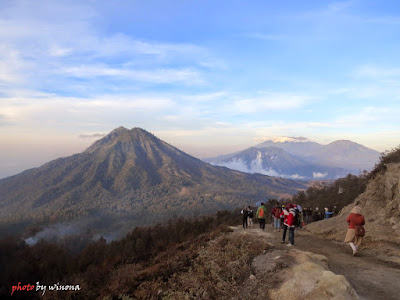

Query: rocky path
left=262, top=226, right=400, bottom=300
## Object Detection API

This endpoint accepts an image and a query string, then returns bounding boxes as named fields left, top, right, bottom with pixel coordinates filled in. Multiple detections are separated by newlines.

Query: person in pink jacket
left=344, top=206, right=365, bottom=256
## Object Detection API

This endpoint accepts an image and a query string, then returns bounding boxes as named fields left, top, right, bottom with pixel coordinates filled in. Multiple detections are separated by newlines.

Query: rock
left=249, top=274, right=256, bottom=280
left=268, top=250, right=359, bottom=300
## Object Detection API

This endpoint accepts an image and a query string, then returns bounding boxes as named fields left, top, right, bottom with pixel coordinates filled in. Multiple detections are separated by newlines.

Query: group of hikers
left=302, top=206, right=337, bottom=222
left=241, top=203, right=303, bottom=246
left=241, top=202, right=365, bottom=255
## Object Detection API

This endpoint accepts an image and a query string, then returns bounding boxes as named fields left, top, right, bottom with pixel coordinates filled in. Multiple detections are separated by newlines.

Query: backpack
left=258, top=207, right=265, bottom=218
left=248, top=210, right=253, bottom=218
left=355, top=225, right=365, bottom=237
left=294, top=209, right=301, bottom=226
left=274, top=208, right=282, bottom=218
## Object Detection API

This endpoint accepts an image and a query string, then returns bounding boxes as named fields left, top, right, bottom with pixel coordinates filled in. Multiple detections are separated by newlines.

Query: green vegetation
left=286, top=173, right=368, bottom=212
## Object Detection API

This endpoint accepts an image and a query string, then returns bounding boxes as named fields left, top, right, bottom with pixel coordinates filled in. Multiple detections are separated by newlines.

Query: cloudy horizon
left=1, top=0, right=400, bottom=178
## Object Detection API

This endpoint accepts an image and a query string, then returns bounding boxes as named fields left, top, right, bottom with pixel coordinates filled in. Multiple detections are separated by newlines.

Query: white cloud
left=79, top=133, right=106, bottom=139
left=336, top=106, right=395, bottom=126
left=60, top=65, right=205, bottom=85
left=0, top=94, right=177, bottom=129
left=232, top=93, right=312, bottom=113
left=79, top=33, right=211, bottom=63
left=0, top=45, right=27, bottom=84
left=0, top=1, right=216, bottom=95
left=176, top=92, right=228, bottom=103
left=353, top=65, right=400, bottom=79
left=313, top=172, right=328, bottom=179
left=49, top=45, right=72, bottom=57
left=288, top=174, right=306, bottom=179
left=242, top=33, right=286, bottom=41
left=327, top=1, right=354, bottom=13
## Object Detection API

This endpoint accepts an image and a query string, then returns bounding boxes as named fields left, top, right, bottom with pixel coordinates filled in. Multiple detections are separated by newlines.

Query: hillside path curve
left=269, top=226, right=400, bottom=300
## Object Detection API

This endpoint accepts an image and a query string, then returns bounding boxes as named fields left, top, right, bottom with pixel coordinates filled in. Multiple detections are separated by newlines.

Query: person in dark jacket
left=247, top=206, right=254, bottom=227
left=241, top=206, right=249, bottom=229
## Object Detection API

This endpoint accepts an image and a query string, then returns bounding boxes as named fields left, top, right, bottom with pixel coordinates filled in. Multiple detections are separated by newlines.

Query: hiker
left=333, top=206, right=339, bottom=216
left=273, top=205, right=282, bottom=232
left=304, top=207, right=312, bottom=223
left=257, top=202, right=267, bottom=230
left=241, top=206, right=249, bottom=229
left=294, top=204, right=302, bottom=230
left=280, top=205, right=285, bottom=227
left=344, top=206, right=365, bottom=256
left=296, top=204, right=304, bottom=227
left=313, top=207, right=321, bottom=221
left=325, top=207, right=334, bottom=219
left=280, top=206, right=290, bottom=243
left=271, top=206, right=276, bottom=228
left=285, top=204, right=296, bottom=246
left=247, top=206, right=254, bottom=227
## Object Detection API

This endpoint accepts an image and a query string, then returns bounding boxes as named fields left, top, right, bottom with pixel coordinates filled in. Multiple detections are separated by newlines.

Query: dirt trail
left=239, top=225, right=400, bottom=300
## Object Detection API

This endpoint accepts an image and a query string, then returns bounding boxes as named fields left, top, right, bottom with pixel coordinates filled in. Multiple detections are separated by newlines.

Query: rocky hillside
left=305, top=156, right=400, bottom=261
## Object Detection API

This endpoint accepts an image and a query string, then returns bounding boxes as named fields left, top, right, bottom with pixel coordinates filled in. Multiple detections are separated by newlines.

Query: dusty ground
left=244, top=224, right=400, bottom=300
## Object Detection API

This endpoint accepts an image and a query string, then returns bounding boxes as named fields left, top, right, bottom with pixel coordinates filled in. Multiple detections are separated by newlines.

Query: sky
left=1, top=0, right=400, bottom=179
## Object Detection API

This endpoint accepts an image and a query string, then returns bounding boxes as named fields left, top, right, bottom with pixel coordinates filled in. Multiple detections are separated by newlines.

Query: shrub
left=369, top=145, right=400, bottom=179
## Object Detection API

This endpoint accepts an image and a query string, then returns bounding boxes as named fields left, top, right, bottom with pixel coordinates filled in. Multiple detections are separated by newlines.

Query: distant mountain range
left=0, top=128, right=307, bottom=233
left=204, top=137, right=380, bottom=180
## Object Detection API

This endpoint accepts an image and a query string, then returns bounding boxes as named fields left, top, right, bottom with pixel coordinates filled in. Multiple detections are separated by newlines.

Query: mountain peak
left=111, top=126, right=129, bottom=133
left=327, top=140, right=362, bottom=147
left=325, top=140, right=379, bottom=155
left=130, top=127, right=149, bottom=134
left=85, top=126, right=156, bottom=154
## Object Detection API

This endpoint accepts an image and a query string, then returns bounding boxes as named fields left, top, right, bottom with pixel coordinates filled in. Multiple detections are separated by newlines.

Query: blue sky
left=1, top=0, right=400, bottom=178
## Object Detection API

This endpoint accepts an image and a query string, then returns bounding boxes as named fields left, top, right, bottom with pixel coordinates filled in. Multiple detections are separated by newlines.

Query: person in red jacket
left=280, top=206, right=288, bottom=243
left=284, top=204, right=296, bottom=246
left=344, top=206, right=365, bottom=256
left=281, top=204, right=295, bottom=245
